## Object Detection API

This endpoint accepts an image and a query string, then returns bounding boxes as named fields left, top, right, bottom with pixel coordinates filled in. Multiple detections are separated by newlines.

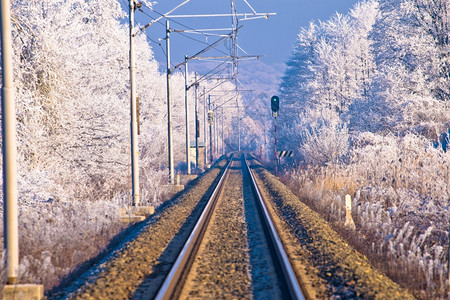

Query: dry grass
left=0, top=171, right=175, bottom=293
left=279, top=160, right=449, bottom=299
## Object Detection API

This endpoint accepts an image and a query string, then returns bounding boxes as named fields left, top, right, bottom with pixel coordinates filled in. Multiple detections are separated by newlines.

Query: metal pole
left=221, top=107, right=224, bottom=155
left=204, top=90, right=208, bottom=166
left=129, top=0, right=140, bottom=206
left=217, top=106, right=220, bottom=156
left=166, top=21, right=175, bottom=184
left=274, top=115, right=277, bottom=175
left=184, top=55, right=191, bottom=174
left=209, top=96, right=213, bottom=163
left=194, top=73, right=199, bottom=169
left=1, top=0, right=19, bottom=284
left=217, top=106, right=220, bottom=155
left=214, top=103, right=218, bottom=157
left=238, top=101, right=241, bottom=151
left=216, top=105, right=219, bottom=156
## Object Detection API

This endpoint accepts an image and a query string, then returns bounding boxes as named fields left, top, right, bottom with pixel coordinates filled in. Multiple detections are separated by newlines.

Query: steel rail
left=155, top=154, right=234, bottom=300
left=243, top=154, right=306, bottom=300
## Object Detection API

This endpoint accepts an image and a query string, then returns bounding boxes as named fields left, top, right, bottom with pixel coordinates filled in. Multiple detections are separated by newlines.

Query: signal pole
left=274, top=115, right=277, bottom=175
left=129, top=0, right=140, bottom=205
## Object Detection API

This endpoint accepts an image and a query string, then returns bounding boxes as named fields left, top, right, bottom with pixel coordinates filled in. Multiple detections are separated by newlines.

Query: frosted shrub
left=0, top=197, right=124, bottom=290
left=300, top=118, right=350, bottom=165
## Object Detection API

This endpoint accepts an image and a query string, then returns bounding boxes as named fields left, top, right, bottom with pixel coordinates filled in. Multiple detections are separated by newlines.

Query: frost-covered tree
left=277, top=0, right=380, bottom=161
left=371, top=0, right=449, bottom=136
left=309, top=1, right=379, bottom=115
left=0, top=0, right=183, bottom=207
left=277, top=22, right=318, bottom=157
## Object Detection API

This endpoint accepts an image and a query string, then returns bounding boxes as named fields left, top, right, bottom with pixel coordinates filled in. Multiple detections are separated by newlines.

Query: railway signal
left=271, top=95, right=279, bottom=114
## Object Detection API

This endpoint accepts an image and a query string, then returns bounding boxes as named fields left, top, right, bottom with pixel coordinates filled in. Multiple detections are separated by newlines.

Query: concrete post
left=1, top=0, right=18, bottom=283
left=1, top=3, right=44, bottom=298
left=129, top=0, right=140, bottom=206
left=344, top=194, right=356, bottom=230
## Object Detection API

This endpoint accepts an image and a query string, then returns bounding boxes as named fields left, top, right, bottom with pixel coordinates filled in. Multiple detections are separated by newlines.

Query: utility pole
left=214, top=103, right=218, bottom=157
left=1, top=0, right=18, bottom=284
left=166, top=21, right=175, bottom=184
left=221, top=107, right=224, bottom=155
left=231, top=0, right=241, bottom=152
left=209, top=95, right=213, bottom=163
left=216, top=105, right=219, bottom=156
left=216, top=106, right=220, bottom=156
left=1, top=4, right=43, bottom=296
left=194, top=73, right=199, bottom=169
left=129, top=0, right=140, bottom=206
left=184, top=55, right=191, bottom=174
left=204, top=90, right=208, bottom=166
left=237, top=101, right=241, bottom=151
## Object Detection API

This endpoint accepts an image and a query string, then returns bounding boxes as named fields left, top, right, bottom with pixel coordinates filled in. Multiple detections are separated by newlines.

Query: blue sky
left=131, top=0, right=360, bottom=67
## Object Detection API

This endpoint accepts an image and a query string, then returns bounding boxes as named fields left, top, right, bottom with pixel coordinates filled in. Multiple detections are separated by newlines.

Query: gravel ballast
left=179, top=157, right=252, bottom=299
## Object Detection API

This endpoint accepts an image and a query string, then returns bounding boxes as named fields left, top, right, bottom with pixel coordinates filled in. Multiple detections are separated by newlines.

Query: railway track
left=155, top=153, right=305, bottom=299
left=60, top=153, right=412, bottom=299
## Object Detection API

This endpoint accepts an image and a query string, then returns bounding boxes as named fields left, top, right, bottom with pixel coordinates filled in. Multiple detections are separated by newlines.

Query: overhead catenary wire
left=139, top=0, right=192, bottom=33
left=136, top=3, right=232, bottom=59
left=188, top=59, right=231, bottom=89
left=136, top=0, right=260, bottom=69
left=139, top=0, right=248, bottom=61
left=139, top=1, right=210, bottom=38
left=170, top=27, right=241, bottom=71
